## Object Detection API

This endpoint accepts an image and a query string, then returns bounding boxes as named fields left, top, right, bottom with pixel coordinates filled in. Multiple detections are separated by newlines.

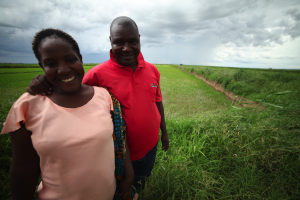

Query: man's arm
left=10, top=122, right=41, bottom=200
left=156, top=101, right=169, bottom=151
left=26, top=74, right=52, bottom=95
left=26, top=67, right=99, bottom=95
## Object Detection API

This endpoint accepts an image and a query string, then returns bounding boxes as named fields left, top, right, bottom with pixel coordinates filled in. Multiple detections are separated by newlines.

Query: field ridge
left=176, top=67, right=263, bottom=108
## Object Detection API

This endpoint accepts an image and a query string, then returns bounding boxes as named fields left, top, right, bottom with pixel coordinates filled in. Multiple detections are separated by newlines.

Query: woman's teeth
left=61, top=76, right=75, bottom=82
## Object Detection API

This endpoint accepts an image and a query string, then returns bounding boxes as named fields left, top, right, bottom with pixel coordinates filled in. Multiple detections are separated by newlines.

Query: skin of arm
left=26, top=74, right=52, bottom=96
left=156, top=101, right=169, bottom=151
left=10, top=122, right=41, bottom=200
left=118, top=140, right=134, bottom=196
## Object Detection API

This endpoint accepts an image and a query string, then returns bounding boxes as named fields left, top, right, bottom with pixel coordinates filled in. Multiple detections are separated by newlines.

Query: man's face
left=110, top=23, right=140, bottom=68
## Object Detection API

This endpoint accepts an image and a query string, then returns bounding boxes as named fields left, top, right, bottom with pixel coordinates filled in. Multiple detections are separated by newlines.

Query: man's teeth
left=61, top=76, right=75, bottom=82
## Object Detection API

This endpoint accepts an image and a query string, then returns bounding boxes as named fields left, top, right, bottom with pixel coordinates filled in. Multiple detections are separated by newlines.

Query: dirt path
left=178, top=68, right=262, bottom=108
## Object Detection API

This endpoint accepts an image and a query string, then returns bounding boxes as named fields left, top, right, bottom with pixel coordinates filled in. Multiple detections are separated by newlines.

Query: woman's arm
left=10, top=122, right=41, bottom=200
left=118, top=140, right=134, bottom=196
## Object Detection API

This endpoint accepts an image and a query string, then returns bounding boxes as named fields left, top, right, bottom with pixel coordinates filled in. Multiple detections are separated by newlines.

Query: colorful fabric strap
left=109, top=92, right=137, bottom=200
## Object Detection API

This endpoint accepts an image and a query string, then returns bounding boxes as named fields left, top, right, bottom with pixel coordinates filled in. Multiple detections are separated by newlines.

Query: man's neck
left=130, top=62, right=138, bottom=72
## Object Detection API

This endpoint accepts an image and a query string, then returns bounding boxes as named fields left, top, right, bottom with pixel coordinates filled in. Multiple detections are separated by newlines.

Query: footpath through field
left=156, top=65, right=233, bottom=119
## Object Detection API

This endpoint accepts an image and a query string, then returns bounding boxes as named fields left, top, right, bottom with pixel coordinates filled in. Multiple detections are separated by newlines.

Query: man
left=27, top=16, right=169, bottom=190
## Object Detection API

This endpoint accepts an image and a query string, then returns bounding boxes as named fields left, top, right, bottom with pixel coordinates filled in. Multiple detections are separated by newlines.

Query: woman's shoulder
left=1, top=93, right=44, bottom=134
left=11, top=93, right=49, bottom=114
left=92, top=86, right=113, bottom=111
left=13, top=93, right=34, bottom=107
left=93, top=86, right=111, bottom=97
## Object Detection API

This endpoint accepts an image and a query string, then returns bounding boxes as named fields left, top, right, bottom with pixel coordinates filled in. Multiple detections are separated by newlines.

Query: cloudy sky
left=0, top=0, right=300, bottom=69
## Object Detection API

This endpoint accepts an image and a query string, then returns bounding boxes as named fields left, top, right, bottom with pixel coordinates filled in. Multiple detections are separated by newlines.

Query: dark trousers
left=131, top=142, right=158, bottom=190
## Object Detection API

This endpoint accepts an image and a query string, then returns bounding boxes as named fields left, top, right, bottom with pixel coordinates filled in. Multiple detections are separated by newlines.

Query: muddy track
left=178, top=68, right=263, bottom=108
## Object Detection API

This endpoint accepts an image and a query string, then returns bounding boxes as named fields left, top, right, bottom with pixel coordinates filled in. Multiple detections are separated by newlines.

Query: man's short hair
left=110, top=16, right=139, bottom=36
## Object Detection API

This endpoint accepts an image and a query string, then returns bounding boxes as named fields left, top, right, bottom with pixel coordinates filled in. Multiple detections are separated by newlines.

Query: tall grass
left=139, top=108, right=300, bottom=199
left=177, top=65, right=300, bottom=113
left=136, top=65, right=300, bottom=199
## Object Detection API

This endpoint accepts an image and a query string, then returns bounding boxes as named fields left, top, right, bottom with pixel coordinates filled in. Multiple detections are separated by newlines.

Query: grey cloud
left=136, top=0, right=296, bottom=49
left=197, top=0, right=250, bottom=21
left=0, top=50, right=11, bottom=56
left=246, top=14, right=266, bottom=28
left=0, top=27, right=35, bottom=62
left=216, top=16, right=285, bottom=47
left=0, top=22, right=15, bottom=28
left=280, top=8, right=300, bottom=39
left=262, top=55, right=296, bottom=59
left=285, top=8, right=300, bottom=21
left=0, top=0, right=299, bottom=65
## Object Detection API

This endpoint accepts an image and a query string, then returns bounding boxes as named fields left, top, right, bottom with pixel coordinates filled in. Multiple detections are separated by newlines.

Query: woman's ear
left=79, top=54, right=83, bottom=63
left=38, top=62, right=44, bottom=69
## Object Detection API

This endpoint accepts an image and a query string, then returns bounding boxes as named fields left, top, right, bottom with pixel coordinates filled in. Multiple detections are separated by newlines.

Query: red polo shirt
left=82, top=51, right=162, bottom=161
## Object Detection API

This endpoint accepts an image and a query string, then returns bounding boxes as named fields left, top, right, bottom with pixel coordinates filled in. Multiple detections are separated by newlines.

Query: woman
left=1, top=29, right=136, bottom=200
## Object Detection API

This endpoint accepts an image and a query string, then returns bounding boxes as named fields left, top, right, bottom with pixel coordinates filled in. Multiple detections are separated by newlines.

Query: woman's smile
left=61, top=76, right=76, bottom=82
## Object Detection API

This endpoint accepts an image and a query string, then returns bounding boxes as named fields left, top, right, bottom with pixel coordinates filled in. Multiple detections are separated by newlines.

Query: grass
left=0, top=64, right=300, bottom=199
left=177, top=65, right=300, bottom=109
left=140, top=108, right=300, bottom=199
left=139, top=65, right=300, bottom=199
left=156, top=65, right=232, bottom=118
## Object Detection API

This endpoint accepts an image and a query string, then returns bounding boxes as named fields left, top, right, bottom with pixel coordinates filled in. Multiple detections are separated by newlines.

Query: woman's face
left=38, top=37, right=84, bottom=95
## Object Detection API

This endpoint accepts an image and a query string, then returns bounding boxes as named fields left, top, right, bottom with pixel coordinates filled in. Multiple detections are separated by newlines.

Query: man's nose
left=122, top=42, right=132, bottom=51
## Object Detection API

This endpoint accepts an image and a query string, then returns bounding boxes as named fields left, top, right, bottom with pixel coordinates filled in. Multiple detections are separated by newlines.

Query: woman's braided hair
left=32, top=28, right=80, bottom=62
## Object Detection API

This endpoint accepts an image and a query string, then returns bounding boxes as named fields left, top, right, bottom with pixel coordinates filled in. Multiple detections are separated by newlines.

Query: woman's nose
left=58, top=64, right=71, bottom=74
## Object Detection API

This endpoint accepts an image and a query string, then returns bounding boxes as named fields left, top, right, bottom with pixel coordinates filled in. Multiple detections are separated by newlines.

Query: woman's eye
left=46, top=62, right=56, bottom=67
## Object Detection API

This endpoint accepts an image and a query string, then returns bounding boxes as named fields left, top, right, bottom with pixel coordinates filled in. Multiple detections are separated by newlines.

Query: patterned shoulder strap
left=105, top=89, right=136, bottom=200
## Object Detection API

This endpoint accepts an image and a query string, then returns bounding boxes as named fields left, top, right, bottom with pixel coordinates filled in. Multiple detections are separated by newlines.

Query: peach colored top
left=1, top=87, right=116, bottom=200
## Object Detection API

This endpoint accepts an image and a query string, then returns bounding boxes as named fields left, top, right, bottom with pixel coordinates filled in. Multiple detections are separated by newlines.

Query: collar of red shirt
left=109, top=50, right=146, bottom=69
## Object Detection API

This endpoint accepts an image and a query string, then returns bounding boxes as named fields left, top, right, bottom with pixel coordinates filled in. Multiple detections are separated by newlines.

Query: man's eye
left=67, top=58, right=76, bottom=63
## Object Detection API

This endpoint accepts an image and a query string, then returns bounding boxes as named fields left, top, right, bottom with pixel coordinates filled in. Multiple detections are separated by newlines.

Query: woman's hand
left=26, top=74, right=52, bottom=95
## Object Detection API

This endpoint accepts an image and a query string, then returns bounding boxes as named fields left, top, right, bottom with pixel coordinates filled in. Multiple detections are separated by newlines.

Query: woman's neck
left=48, top=85, right=94, bottom=108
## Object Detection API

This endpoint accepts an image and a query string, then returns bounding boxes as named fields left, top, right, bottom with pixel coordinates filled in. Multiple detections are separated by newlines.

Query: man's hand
left=156, top=101, right=170, bottom=151
left=161, top=133, right=169, bottom=151
left=26, top=74, right=52, bottom=96
left=118, top=177, right=133, bottom=197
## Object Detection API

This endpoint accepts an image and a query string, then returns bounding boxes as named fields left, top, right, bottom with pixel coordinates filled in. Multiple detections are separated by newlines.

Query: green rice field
left=0, top=64, right=299, bottom=199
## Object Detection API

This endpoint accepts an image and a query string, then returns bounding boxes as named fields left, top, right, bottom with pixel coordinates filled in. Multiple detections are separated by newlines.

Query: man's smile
left=122, top=54, right=134, bottom=58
